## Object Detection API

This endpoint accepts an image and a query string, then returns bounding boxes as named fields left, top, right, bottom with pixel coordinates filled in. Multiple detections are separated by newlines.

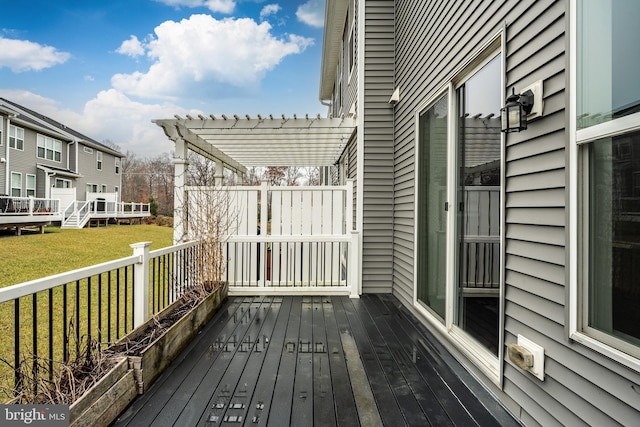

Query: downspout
left=4, top=114, right=15, bottom=195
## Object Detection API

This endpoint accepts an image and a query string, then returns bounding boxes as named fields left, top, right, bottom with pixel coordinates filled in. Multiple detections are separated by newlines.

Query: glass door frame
left=413, top=32, right=506, bottom=385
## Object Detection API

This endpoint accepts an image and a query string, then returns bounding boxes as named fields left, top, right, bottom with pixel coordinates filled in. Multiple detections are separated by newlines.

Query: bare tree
left=263, top=166, right=287, bottom=186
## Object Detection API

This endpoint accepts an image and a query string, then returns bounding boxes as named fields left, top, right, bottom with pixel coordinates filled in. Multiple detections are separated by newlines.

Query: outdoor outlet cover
left=521, top=80, right=544, bottom=120
left=517, top=334, right=545, bottom=381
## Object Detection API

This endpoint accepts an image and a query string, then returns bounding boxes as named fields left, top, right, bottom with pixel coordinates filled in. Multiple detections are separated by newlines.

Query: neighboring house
left=0, top=98, right=148, bottom=232
left=0, top=98, right=123, bottom=206
left=157, top=1, right=640, bottom=425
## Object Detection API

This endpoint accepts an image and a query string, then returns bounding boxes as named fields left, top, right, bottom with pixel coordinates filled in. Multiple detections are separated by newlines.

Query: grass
left=0, top=225, right=173, bottom=288
left=0, top=224, right=174, bottom=401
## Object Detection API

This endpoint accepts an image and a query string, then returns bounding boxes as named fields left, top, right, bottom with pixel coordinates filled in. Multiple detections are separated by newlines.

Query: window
left=54, top=178, right=71, bottom=189
left=37, top=134, right=62, bottom=162
left=11, top=172, right=21, bottom=197
left=97, top=151, right=103, bottom=170
left=86, top=183, right=98, bottom=193
left=115, top=157, right=120, bottom=174
left=26, top=174, right=36, bottom=197
left=9, top=125, right=24, bottom=150
left=574, top=0, right=640, bottom=363
left=101, top=184, right=107, bottom=193
left=114, top=186, right=119, bottom=194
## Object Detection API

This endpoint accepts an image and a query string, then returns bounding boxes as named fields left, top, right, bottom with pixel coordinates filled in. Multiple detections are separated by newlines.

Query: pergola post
left=214, top=159, right=224, bottom=186
left=173, top=137, right=189, bottom=244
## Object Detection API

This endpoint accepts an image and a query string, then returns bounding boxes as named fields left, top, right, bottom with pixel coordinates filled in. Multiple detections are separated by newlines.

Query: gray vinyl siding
left=76, top=143, right=122, bottom=199
left=0, top=118, right=5, bottom=193
left=391, top=0, right=640, bottom=425
left=6, top=124, right=70, bottom=198
left=361, top=0, right=395, bottom=293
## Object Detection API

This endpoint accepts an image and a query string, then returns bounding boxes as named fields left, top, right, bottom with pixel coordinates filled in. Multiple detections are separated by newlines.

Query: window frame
left=115, top=157, right=120, bottom=174
left=97, top=151, right=103, bottom=171
left=26, top=174, right=36, bottom=197
left=55, top=178, right=71, bottom=189
left=37, top=134, right=63, bottom=162
left=9, top=125, right=24, bottom=151
left=11, top=172, right=22, bottom=197
left=569, top=0, right=640, bottom=372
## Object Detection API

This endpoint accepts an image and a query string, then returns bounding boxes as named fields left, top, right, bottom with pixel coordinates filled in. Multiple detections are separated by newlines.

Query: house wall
left=76, top=142, right=122, bottom=200
left=360, top=0, right=395, bottom=293
left=0, top=115, right=6, bottom=193
left=5, top=119, right=71, bottom=198
left=391, top=0, right=640, bottom=425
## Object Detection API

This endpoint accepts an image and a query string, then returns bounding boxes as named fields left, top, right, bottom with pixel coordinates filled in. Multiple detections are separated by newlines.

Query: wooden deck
left=113, top=295, right=520, bottom=426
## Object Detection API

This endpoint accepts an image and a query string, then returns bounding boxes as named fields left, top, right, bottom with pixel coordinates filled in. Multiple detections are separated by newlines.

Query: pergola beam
left=154, top=115, right=356, bottom=169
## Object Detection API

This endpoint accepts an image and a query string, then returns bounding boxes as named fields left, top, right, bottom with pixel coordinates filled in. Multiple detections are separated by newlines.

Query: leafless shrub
left=0, top=322, right=117, bottom=404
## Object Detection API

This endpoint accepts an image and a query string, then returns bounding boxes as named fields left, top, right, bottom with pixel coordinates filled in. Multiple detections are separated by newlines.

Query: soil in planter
left=106, top=286, right=217, bottom=357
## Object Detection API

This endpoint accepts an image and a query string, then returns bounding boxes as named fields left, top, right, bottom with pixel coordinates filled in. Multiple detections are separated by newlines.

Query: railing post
left=131, top=242, right=152, bottom=327
left=349, top=230, right=360, bottom=298
left=28, top=196, right=34, bottom=214
left=346, top=179, right=354, bottom=232
left=260, top=181, right=269, bottom=286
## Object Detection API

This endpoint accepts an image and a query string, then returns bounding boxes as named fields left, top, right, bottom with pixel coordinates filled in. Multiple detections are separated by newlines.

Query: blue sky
left=0, top=0, right=326, bottom=156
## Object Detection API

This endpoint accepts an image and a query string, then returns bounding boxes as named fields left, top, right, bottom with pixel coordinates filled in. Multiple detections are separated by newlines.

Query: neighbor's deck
left=113, top=295, right=519, bottom=426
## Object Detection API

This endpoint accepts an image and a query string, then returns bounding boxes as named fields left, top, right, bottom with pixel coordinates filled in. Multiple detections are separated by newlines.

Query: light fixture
left=501, top=88, right=534, bottom=133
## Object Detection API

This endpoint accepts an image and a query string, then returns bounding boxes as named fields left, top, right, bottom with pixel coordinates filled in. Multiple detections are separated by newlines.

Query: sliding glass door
left=455, top=54, right=502, bottom=355
left=417, top=50, right=502, bottom=360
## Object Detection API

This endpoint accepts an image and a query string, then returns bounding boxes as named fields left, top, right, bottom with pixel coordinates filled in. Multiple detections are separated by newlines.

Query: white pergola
left=154, top=114, right=357, bottom=173
left=154, top=114, right=357, bottom=243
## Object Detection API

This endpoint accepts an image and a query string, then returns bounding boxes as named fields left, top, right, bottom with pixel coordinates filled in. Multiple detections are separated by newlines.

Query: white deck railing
left=0, top=196, right=60, bottom=216
left=186, top=180, right=360, bottom=297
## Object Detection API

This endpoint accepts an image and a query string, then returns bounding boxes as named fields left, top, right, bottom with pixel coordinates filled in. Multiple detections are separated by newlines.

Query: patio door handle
left=445, top=202, right=449, bottom=211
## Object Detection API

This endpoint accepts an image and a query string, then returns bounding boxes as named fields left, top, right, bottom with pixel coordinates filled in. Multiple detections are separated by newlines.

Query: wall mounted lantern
left=501, top=88, right=535, bottom=133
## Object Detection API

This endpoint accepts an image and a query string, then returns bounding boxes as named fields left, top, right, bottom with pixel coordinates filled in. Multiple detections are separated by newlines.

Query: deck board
left=113, top=295, right=520, bottom=427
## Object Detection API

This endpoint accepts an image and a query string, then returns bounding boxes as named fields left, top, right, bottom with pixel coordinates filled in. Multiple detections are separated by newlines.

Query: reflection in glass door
left=455, top=54, right=502, bottom=355
left=417, top=94, right=449, bottom=321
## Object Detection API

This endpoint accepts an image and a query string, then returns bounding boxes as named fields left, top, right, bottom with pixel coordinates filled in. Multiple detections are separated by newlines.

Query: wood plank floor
left=113, top=295, right=520, bottom=426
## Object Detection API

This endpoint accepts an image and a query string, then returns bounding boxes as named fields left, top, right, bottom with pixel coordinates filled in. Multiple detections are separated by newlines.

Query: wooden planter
left=69, top=283, right=228, bottom=427
left=119, top=282, right=228, bottom=394
left=69, top=357, right=136, bottom=427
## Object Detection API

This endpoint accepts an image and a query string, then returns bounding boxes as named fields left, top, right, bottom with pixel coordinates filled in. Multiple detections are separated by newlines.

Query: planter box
left=118, top=283, right=228, bottom=394
left=69, top=357, right=136, bottom=427
left=69, top=283, right=228, bottom=426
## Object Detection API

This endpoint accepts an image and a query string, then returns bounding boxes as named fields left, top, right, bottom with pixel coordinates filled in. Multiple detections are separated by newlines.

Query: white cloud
left=116, top=35, right=146, bottom=58
left=0, top=89, right=192, bottom=156
left=296, top=0, right=324, bottom=28
left=154, top=0, right=235, bottom=13
left=260, top=4, right=281, bottom=21
left=111, top=14, right=313, bottom=100
left=0, top=37, right=70, bottom=72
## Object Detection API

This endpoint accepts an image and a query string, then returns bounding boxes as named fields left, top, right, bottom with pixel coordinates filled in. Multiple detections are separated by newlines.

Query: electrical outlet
left=517, top=334, right=545, bottom=381
left=521, top=80, right=544, bottom=120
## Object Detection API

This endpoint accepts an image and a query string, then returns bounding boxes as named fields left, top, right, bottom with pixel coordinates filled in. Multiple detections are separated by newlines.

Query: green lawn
left=0, top=224, right=174, bottom=401
left=0, top=225, right=173, bottom=288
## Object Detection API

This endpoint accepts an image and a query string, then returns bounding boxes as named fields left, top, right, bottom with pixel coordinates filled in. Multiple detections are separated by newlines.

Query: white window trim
left=37, top=134, right=63, bottom=163
left=569, top=0, right=640, bottom=373
left=115, top=157, right=121, bottom=174
left=9, top=125, right=24, bottom=151
left=97, top=151, right=103, bottom=171
left=11, top=171, right=22, bottom=197
left=55, top=178, right=72, bottom=189
left=26, top=174, right=36, bottom=197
